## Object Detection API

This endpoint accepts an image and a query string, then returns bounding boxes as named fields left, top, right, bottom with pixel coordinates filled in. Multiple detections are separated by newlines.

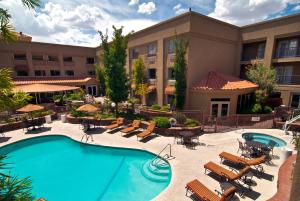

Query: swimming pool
left=0, top=135, right=171, bottom=201
left=242, top=133, right=287, bottom=147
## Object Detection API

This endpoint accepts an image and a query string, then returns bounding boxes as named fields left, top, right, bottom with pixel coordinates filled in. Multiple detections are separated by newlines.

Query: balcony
left=276, top=75, right=300, bottom=85
left=167, top=79, right=175, bottom=86
left=148, top=79, right=156, bottom=85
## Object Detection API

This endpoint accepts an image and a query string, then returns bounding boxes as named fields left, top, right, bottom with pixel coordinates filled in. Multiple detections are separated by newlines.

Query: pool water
left=242, top=133, right=287, bottom=147
left=0, top=135, right=171, bottom=201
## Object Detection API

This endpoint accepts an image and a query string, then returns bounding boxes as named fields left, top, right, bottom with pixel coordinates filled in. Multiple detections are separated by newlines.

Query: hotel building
left=1, top=11, right=300, bottom=116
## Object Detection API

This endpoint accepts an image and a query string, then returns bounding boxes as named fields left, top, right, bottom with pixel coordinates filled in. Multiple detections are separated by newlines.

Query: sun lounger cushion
left=186, top=179, right=220, bottom=201
left=219, top=152, right=266, bottom=166
left=105, top=123, right=119, bottom=130
left=120, top=126, right=136, bottom=133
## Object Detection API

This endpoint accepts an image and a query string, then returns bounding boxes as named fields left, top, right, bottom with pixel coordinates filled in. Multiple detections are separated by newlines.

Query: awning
left=165, top=86, right=175, bottom=95
left=13, top=83, right=79, bottom=93
left=148, top=85, right=156, bottom=92
left=13, top=77, right=96, bottom=85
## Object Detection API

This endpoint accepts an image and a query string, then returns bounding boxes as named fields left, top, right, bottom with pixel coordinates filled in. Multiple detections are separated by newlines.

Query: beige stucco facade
left=1, top=11, right=300, bottom=114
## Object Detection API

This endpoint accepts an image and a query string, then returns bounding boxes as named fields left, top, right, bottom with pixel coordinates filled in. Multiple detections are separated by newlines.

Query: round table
left=245, top=141, right=267, bottom=149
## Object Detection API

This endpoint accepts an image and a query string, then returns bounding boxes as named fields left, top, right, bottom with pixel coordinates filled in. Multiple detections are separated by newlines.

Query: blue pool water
left=242, top=133, right=287, bottom=147
left=0, top=135, right=171, bottom=201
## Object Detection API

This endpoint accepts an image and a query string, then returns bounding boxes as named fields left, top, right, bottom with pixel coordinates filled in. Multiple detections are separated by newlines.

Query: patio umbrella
left=17, top=104, right=44, bottom=113
left=76, top=104, right=98, bottom=113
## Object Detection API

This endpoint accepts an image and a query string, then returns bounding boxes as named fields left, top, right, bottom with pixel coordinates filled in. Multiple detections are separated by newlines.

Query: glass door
left=87, top=85, right=97, bottom=96
left=211, top=102, right=230, bottom=117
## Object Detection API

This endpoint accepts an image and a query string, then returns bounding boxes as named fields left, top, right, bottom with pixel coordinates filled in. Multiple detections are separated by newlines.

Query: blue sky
left=1, top=0, right=300, bottom=47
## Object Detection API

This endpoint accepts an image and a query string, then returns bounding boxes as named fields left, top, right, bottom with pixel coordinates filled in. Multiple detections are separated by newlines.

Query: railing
left=277, top=75, right=300, bottom=85
left=275, top=47, right=300, bottom=58
left=241, top=55, right=264, bottom=61
left=151, top=143, right=173, bottom=166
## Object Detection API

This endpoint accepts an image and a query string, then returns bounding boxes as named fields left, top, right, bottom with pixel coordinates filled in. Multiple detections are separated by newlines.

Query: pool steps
left=141, top=159, right=171, bottom=182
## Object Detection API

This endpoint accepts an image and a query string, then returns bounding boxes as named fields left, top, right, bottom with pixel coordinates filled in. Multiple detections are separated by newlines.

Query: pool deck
left=0, top=120, right=296, bottom=201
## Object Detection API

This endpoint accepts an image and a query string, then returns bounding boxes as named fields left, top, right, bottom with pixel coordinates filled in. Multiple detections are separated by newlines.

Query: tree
left=0, top=0, right=40, bottom=42
left=132, top=57, right=148, bottom=103
left=95, top=64, right=106, bottom=96
left=246, top=63, right=277, bottom=113
left=173, top=37, right=188, bottom=109
left=0, top=155, right=33, bottom=201
left=0, top=68, right=32, bottom=112
left=99, top=26, right=129, bottom=111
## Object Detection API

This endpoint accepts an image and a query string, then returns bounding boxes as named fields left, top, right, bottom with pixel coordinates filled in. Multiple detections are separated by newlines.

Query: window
left=14, top=54, right=27, bottom=60
left=17, top=71, right=28, bottom=76
left=65, top=70, right=74, bottom=76
left=147, top=43, right=157, bottom=56
left=35, top=70, right=46, bottom=76
left=86, top=57, right=95, bottom=64
left=276, top=66, right=293, bottom=84
left=148, top=68, right=156, bottom=79
left=50, top=70, right=60, bottom=76
left=131, top=48, right=139, bottom=59
left=257, top=43, right=265, bottom=59
left=168, top=40, right=175, bottom=54
left=32, top=55, right=43, bottom=61
left=48, top=56, right=58, bottom=62
left=63, top=57, right=72, bottom=62
left=168, top=68, right=175, bottom=79
left=291, top=93, right=300, bottom=108
left=276, top=39, right=298, bottom=58
left=88, top=70, right=96, bottom=76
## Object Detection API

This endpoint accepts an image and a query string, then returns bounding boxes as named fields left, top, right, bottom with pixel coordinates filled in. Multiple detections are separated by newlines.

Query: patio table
left=245, top=141, right=268, bottom=156
left=179, top=131, right=195, bottom=148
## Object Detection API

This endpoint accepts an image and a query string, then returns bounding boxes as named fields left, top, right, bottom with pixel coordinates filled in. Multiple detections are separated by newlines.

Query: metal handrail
left=151, top=144, right=173, bottom=166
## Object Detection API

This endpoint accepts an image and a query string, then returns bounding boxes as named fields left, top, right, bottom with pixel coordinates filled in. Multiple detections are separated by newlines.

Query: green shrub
left=32, top=110, right=54, bottom=118
left=184, top=118, right=199, bottom=127
left=161, top=105, right=170, bottom=111
left=174, top=112, right=187, bottom=124
left=70, top=108, right=86, bottom=117
left=151, top=104, right=161, bottom=110
left=153, top=117, right=170, bottom=128
left=251, top=103, right=262, bottom=113
left=94, top=112, right=115, bottom=119
left=263, top=106, right=273, bottom=114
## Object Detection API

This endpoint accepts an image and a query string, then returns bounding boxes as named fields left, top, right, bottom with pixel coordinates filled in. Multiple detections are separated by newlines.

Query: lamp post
left=111, top=102, right=116, bottom=117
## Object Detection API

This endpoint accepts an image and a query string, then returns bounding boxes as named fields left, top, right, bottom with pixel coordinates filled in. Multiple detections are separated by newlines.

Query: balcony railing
left=277, top=75, right=300, bottom=85
left=148, top=79, right=156, bottom=85
left=241, top=55, right=264, bottom=61
left=167, top=79, right=176, bottom=86
left=275, top=47, right=300, bottom=58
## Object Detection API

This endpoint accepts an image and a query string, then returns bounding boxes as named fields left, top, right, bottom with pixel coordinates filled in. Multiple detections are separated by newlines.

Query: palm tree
left=0, top=0, right=40, bottom=42
left=0, top=155, right=34, bottom=201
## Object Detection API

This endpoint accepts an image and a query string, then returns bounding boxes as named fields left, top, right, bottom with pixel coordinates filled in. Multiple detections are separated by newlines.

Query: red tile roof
left=191, top=71, right=258, bottom=91
left=13, top=77, right=96, bottom=85
left=13, top=84, right=79, bottom=93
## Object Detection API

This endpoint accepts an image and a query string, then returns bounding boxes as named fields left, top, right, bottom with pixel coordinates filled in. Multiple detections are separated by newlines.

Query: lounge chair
left=136, top=122, right=156, bottom=141
left=204, top=161, right=252, bottom=186
left=105, top=118, right=124, bottom=130
left=120, top=120, right=141, bottom=135
left=186, top=179, right=236, bottom=201
left=219, top=151, right=266, bottom=172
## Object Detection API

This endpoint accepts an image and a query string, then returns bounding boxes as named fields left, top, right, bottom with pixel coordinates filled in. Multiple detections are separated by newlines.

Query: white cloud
left=138, top=2, right=156, bottom=14
left=0, top=1, right=156, bottom=47
left=292, top=5, right=300, bottom=11
left=173, top=3, right=187, bottom=15
left=128, top=0, right=139, bottom=6
left=209, top=0, right=298, bottom=26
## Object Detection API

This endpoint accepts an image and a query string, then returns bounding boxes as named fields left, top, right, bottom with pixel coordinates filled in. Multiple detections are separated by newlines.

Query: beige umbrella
left=76, top=104, right=98, bottom=113
left=17, top=104, right=44, bottom=113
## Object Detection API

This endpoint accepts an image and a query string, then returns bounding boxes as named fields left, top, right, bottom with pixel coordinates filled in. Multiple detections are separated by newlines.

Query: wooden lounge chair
left=120, top=120, right=141, bottom=135
left=186, top=179, right=236, bottom=201
left=136, top=122, right=156, bottom=141
left=105, top=118, right=124, bottom=130
left=204, top=161, right=251, bottom=183
left=219, top=151, right=266, bottom=172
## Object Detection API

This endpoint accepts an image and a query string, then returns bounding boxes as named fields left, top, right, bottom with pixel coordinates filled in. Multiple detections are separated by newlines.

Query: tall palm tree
left=0, top=0, right=40, bottom=42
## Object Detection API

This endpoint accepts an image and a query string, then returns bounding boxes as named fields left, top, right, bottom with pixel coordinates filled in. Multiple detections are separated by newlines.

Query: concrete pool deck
left=0, top=120, right=296, bottom=201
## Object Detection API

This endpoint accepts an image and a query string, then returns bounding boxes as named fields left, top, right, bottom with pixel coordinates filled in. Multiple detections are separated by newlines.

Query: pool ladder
left=151, top=144, right=175, bottom=166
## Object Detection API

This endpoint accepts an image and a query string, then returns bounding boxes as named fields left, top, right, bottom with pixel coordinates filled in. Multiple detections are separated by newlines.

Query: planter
left=66, top=114, right=117, bottom=125
left=154, top=126, right=203, bottom=136
left=140, top=109, right=173, bottom=119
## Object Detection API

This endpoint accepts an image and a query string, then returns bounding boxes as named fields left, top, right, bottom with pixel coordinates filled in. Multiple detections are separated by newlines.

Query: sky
left=1, top=0, right=300, bottom=47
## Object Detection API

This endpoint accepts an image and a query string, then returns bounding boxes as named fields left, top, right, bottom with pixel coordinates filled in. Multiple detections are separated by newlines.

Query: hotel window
left=257, top=43, right=265, bottom=59
left=35, top=70, right=46, bottom=76
left=168, top=68, right=175, bottom=80
left=48, top=56, right=58, bottom=61
left=276, top=39, right=298, bottom=58
left=291, top=93, right=300, bottom=108
left=131, top=48, right=139, bottom=59
left=65, top=70, right=74, bottom=76
left=88, top=70, right=96, bottom=76
left=63, top=56, right=73, bottom=62
left=14, top=54, right=27, bottom=60
left=50, top=70, right=60, bottom=76
left=17, top=70, right=28, bottom=76
left=147, top=43, right=157, bottom=56
left=32, top=55, right=43, bottom=61
left=86, top=57, right=95, bottom=64
left=168, top=40, right=175, bottom=54
left=148, top=68, right=156, bottom=79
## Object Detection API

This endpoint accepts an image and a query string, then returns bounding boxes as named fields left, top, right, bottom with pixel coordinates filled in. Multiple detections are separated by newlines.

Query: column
left=264, top=35, right=275, bottom=67
left=156, top=38, right=164, bottom=105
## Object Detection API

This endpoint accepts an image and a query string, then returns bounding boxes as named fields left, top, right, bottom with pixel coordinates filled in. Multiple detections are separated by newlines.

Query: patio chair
left=219, top=151, right=266, bottom=172
left=23, top=119, right=33, bottom=132
left=185, top=179, right=236, bottom=201
left=204, top=161, right=252, bottom=188
left=237, top=139, right=251, bottom=156
left=136, top=122, right=156, bottom=141
left=105, top=118, right=124, bottom=130
left=120, top=120, right=141, bottom=135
